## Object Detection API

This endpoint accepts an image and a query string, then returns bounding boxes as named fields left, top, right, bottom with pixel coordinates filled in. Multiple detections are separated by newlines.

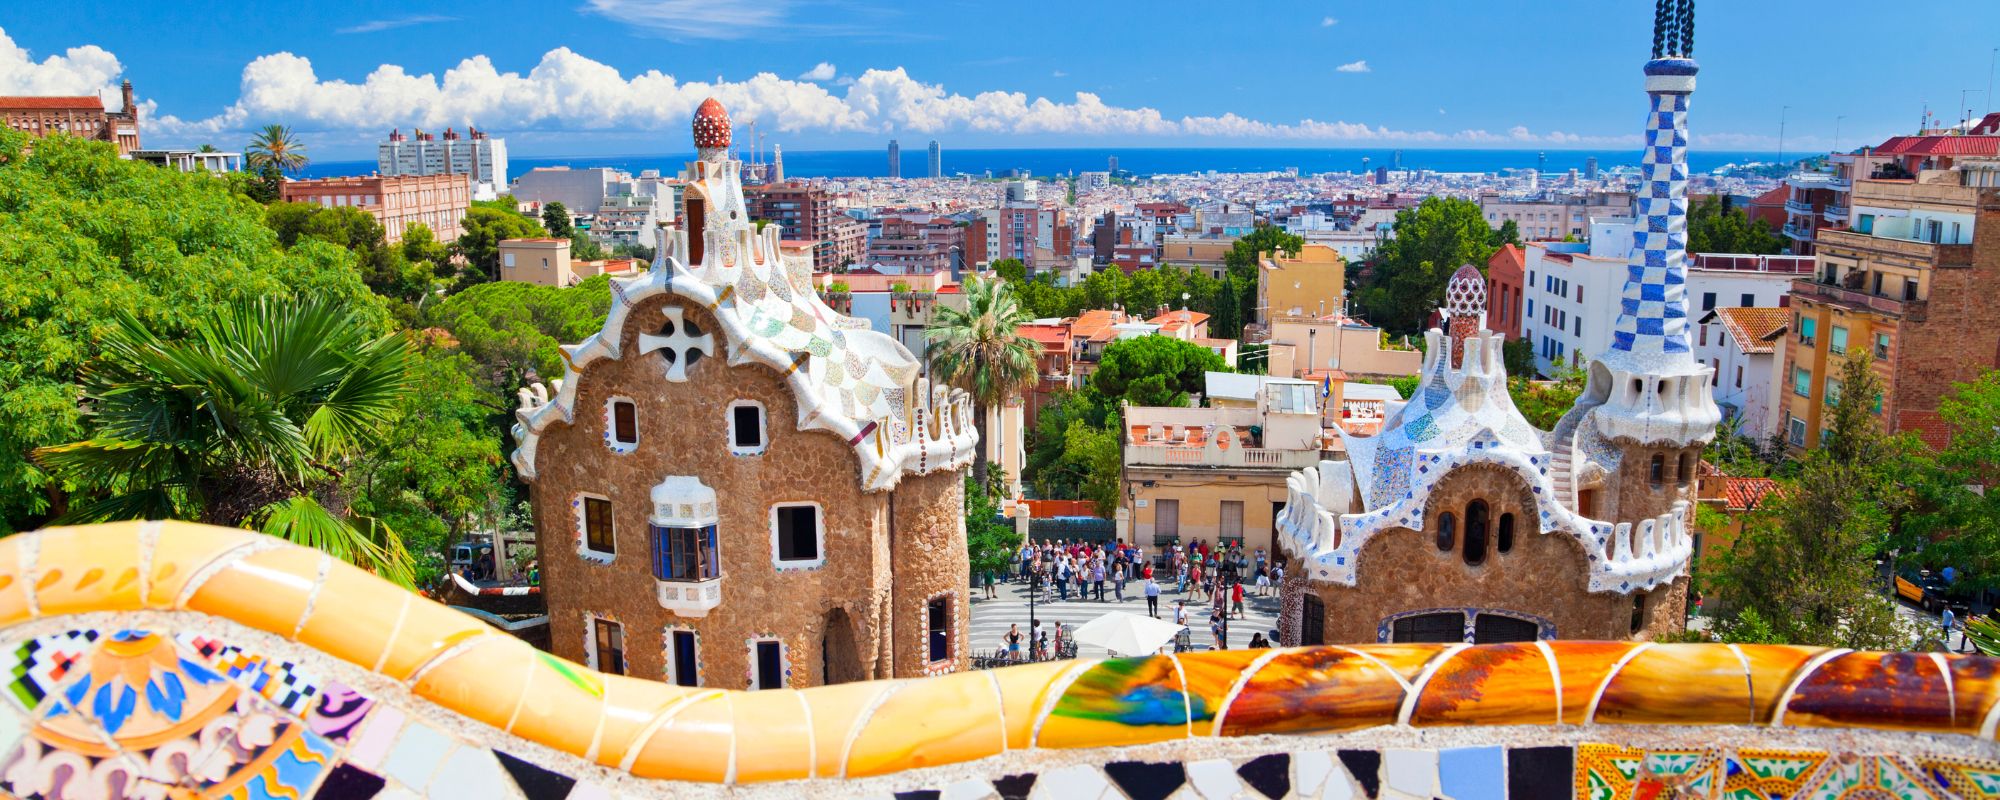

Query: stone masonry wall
left=530, top=296, right=906, bottom=689
left=886, top=470, right=972, bottom=677
left=1306, top=462, right=1684, bottom=642
left=1892, top=193, right=2000, bottom=426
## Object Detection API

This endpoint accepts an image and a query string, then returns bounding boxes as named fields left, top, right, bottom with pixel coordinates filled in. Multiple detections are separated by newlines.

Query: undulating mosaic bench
left=0, top=521, right=1994, bottom=799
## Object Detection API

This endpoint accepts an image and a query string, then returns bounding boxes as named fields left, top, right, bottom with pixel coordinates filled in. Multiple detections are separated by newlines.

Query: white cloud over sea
left=0, top=26, right=1811, bottom=150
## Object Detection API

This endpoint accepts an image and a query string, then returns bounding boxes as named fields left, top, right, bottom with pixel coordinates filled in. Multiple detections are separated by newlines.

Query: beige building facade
left=279, top=172, right=470, bottom=243
left=1257, top=244, right=1347, bottom=323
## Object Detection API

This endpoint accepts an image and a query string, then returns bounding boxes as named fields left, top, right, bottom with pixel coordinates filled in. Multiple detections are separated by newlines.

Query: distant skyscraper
left=1393, top=150, right=1402, bottom=170
left=1585, top=156, right=1599, bottom=180
left=1374, top=166, right=1388, bottom=185
left=1538, top=151, right=1548, bottom=174
left=927, top=140, right=941, bottom=178
left=378, top=126, right=508, bottom=198
left=772, top=144, right=784, bottom=183
left=887, top=139, right=901, bottom=179
left=1108, top=155, right=1120, bottom=173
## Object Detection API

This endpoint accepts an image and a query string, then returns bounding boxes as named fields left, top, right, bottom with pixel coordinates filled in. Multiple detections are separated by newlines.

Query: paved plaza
left=967, top=574, right=1282, bottom=660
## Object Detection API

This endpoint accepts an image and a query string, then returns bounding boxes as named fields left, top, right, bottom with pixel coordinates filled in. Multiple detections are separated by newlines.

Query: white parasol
left=1070, top=611, right=1186, bottom=657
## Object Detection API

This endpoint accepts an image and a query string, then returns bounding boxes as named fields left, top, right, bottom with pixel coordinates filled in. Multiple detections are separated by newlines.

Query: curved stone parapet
left=3, top=522, right=1996, bottom=799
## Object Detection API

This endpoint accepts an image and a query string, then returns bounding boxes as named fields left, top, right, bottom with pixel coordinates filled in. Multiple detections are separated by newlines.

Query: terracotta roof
left=1487, top=244, right=1524, bottom=275
left=1017, top=324, right=1071, bottom=346
left=1702, top=307, right=1790, bottom=355
left=1070, top=309, right=1125, bottom=341
left=1898, top=409, right=1952, bottom=450
left=1874, top=135, right=2000, bottom=156
left=0, top=96, right=102, bottom=110
left=1723, top=477, right=1779, bottom=511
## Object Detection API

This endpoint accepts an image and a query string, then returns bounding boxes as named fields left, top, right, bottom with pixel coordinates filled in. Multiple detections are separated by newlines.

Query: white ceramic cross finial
left=638, top=307, right=714, bottom=382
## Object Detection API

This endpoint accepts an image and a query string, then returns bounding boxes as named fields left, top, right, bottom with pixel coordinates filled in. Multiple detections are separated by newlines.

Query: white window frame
left=605, top=395, right=639, bottom=454
left=574, top=492, right=617, bottom=564
left=770, top=502, right=827, bottom=570
left=584, top=613, right=626, bottom=674
left=727, top=400, right=769, bottom=456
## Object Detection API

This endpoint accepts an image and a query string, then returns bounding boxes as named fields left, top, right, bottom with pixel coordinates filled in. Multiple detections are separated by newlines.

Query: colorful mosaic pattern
left=1609, top=69, right=1695, bottom=360
left=0, top=522, right=1995, bottom=797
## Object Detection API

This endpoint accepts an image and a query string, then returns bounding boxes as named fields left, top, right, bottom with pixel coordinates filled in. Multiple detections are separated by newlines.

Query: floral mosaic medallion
left=1723, top=748, right=1830, bottom=800
left=1919, top=755, right=2000, bottom=799
left=1576, top=744, right=1723, bottom=800
left=1797, top=755, right=1944, bottom=800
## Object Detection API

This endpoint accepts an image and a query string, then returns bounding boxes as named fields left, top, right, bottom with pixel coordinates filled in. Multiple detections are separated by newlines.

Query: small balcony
left=1782, top=222, right=1815, bottom=241
left=657, top=577, right=723, bottom=617
left=1822, top=205, right=1849, bottom=223
left=1790, top=278, right=1925, bottom=321
left=1815, top=228, right=1975, bottom=268
left=1126, top=444, right=1321, bottom=469
left=1784, top=199, right=1817, bottom=215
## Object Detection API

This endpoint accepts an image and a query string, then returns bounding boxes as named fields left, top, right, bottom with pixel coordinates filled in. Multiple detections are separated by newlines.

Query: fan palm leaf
left=924, top=276, right=1040, bottom=489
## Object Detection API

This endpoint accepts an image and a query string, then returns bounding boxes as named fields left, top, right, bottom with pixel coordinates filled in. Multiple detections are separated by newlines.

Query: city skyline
left=3, top=1, right=1996, bottom=159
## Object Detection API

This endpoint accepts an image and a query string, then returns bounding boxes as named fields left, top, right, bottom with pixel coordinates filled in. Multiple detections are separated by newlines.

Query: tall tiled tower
left=1559, top=0, right=1720, bottom=525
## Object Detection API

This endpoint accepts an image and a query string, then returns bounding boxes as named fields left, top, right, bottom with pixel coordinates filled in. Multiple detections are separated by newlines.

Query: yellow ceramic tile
left=847, top=670, right=1004, bottom=777
left=31, top=522, right=147, bottom=617
left=1736, top=645, right=1826, bottom=723
left=0, top=530, right=31, bottom=626
left=798, top=679, right=899, bottom=778
left=295, top=561, right=411, bottom=671
left=990, top=659, right=1093, bottom=750
left=1352, top=644, right=1455, bottom=683
left=410, top=635, right=539, bottom=731
left=376, top=595, right=494, bottom=681
left=1177, top=649, right=1268, bottom=736
left=144, top=522, right=261, bottom=607
left=1036, top=657, right=1190, bottom=749
left=626, top=693, right=735, bottom=782
left=595, top=675, right=703, bottom=769
left=1943, top=654, right=2000, bottom=735
left=1551, top=641, right=1643, bottom=724
left=1411, top=643, right=1560, bottom=726
left=507, top=650, right=611, bottom=759
left=182, top=546, right=324, bottom=638
left=729, top=688, right=814, bottom=783
left=1595, top=643, right=1752, bottom=725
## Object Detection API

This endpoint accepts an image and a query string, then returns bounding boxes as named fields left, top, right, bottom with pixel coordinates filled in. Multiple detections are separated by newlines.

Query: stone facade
left=516, top=99, right=975, bottom=689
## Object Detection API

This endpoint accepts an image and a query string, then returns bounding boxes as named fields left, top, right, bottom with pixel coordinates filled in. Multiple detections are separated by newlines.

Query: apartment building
left=1, top=82, right=141, bottom=156
left=1255, top=243, right=1346, bottom=324
left=280, top=172, right=470, bottom=243
left=1478, top=190, right=1634, bottom=240
left=1486, top=244, right=1527, bottom=340
left=378, top=126, right=508, bottom=198
left=1694, top=307, right=1790, bottom=441
left=1781, top=151, right=2000, bottom=451
left=866, top=213, right=966, bottom=274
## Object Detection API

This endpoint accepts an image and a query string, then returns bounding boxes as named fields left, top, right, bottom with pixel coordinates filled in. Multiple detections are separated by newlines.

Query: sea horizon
left=297, top=146, right=1789, bottom=182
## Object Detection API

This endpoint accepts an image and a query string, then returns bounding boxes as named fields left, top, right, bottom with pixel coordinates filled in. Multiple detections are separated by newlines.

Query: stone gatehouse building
left=1277, top=46, right=1721, bottom=645
left=511, top=98, right=978, bottom=688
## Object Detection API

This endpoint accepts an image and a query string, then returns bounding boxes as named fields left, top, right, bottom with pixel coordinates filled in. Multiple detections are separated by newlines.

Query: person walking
left=1232, top=578, right=1247, bottom=619
left=1144, top=577, right=1161, bottom=617
left=1092, top=561, right=1107, bottom=602
left=1210, top=612, right=1226, bottom=650
left=1055, top=559, right=1071, bottom=601
left=1943, top=606, right=1961, bottom=652
left=1113, top=561, right=1127, bottom=601
left=983, top=568, right=997, bottom=599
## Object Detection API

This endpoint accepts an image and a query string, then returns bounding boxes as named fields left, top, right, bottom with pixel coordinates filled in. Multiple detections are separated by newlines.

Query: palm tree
left=924, top=275, right=1040, bottom=491
left=37, top=297, right=415, bottom=584
left=245, top=124, right=309, bottom=175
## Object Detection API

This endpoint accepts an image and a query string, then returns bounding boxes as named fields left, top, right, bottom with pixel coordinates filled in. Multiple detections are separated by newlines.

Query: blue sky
left=3, top=0, right=1997, bottom=159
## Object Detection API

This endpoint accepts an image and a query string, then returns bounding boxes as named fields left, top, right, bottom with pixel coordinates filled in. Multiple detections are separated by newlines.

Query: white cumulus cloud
left=0, top=27, right=124, bottom=102
left=1321, top=16, right=1338, bottom=27
left=1335, top=60, right=1369, bottom=73
left=0, top=26, right=1640, bottom=149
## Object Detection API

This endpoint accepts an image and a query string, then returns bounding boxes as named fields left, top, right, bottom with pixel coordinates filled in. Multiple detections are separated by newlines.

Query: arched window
left=1649, top=454, right=1665, bottom=489
left=1462, top=501, right=1489, bottom=565
left=1630, top=594, right=1647, bottom=635
left=1677, top=452, right=1694, bottom=487
left=1436, top=512, right=1457, bottom=552
left=1497, top=513, right=1516, bottom=554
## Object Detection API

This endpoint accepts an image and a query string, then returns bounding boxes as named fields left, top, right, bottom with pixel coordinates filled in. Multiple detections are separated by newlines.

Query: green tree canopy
left=1091, top=335, right=1228, bottom=409
left=455, top=206, right=546, bottom=285
left=245, top=124, right=309, bottom=175
left=1355, top=197, right=1496, bottom=333
left=1688, top=196, right=1786, bottom=256
left=0, top=130, right=379, bottom=533
left=541, top=201, right=574, bottom=238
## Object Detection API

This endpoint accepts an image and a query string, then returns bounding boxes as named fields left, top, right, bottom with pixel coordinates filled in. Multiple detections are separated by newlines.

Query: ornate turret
left=692, top=97, right=732, bottom=160
left=1582, top=0, right=1720, bottom=448
left=1444, top=264, right=1486, bottom=368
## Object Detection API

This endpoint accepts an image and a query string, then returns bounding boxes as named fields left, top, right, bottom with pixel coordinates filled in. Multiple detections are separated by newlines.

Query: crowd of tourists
left=995, top=537, right=1285, bottom=662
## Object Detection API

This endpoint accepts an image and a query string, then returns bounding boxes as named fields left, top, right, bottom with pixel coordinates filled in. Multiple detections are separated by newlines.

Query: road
left=967, top=575, right=1282, bottom=659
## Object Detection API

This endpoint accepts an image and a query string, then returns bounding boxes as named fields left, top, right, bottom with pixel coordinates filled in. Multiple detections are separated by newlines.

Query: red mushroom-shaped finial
left=1445, top=263, right=1487, bottom=368
left=692, top=97, right=731, bottom=150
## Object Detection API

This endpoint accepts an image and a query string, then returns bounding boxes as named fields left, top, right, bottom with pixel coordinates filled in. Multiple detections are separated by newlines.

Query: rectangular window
left=774, top=505, right=821, bottom=563
left=594, top=618, right=626, bottom=675
left=1301, top=595, right=1326, bottom=646
left=612, top=400, right=638, bottom=445
left=1741, top=293, right=1755, bottom=307
left=669, top=629, right=699, bottom=687
left=585, top=497, right=616, bottom=554
left=927, top=597, right=950, bottom=663
left=1829, top=326, right=1848, bottom=355
left=1873, top=393, right=1884, bottom=414
left=753, top=640, right=784, bottom=690
left=1701, top=292, right=1716, bottom=311
left=1875, top=333, right=1891, bottom=359
left=1219, top=500, right=1244, bottom=544
left=1826, top=378, right=1843, bottom=406
left=1788, top=417, right=1806, bottom=447
left=1799, top=318, right=1817, bottom=345
left=1904, top=278, right=1919, bottom=302
left=1574, top=317, right=1581, bottom=337
left=1699, top=325, right=1708, bottom=346
left=1154, top=499, right=1180, bottom=541
left=1735, top=365, right=1743, bottom=388
left=1793, top=368, right=1811, bottom=397
left=731, top=403, right=766, bottom=453
left=653, top=525, right=719, bottom=581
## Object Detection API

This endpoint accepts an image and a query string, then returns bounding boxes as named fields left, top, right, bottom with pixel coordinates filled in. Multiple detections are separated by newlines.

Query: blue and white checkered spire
left=1603, top=54, right=1699, bottom=373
